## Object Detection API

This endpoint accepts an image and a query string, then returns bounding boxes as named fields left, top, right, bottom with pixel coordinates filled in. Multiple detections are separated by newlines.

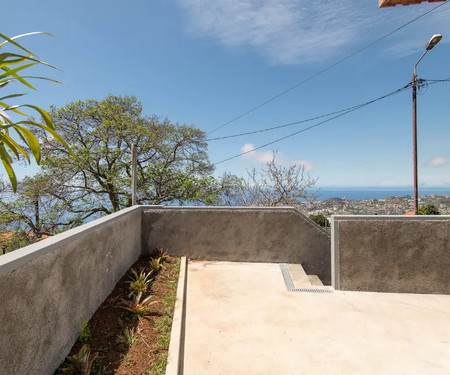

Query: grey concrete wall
left=332, top=215, right=450, bottom=294
left=141, top=206, right=331, bottom=284
left=0, top=206, right=142, bottom=375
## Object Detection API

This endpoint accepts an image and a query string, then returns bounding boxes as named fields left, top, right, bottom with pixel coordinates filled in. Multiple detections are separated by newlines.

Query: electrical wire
left=213, top=82, right=412, bottom=165
left=207, top=1, right=449, bottom=136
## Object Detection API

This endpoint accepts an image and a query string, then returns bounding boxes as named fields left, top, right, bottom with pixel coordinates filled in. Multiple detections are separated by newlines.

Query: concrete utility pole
left=131, top=143, right=137, bottom=206
left=411, top=34, right=442, bottom=214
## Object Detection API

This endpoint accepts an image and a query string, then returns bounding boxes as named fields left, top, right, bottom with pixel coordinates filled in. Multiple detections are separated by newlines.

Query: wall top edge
left=0, top=205, right=141, bottom=277
left=141, top=205, right=299, bottom=211
left=332, top=215, right=450, bottom=221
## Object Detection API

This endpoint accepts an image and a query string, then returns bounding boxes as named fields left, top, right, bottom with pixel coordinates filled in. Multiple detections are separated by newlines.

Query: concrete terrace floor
left=183, top=261, right=450, bottom=375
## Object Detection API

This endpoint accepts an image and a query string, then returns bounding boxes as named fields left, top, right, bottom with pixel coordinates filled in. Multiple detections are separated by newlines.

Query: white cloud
left=426, top=156, right=447, bottom=167
left=240, top=143, right=314, bottom=169
left=240, top=143, right=274, bottom=163
left=177, top=0, right=450, bottom=65
left=290, top=159, right=314, bottom=171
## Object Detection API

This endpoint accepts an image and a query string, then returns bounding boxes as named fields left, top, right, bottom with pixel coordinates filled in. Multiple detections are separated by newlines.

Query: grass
left=147, top=258, right=180, bottom=374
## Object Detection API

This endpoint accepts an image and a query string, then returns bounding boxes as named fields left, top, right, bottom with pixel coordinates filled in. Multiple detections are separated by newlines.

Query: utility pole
left=411, top=34, right=442, bottom=214
left=412, top=72, right=418, bottom=215
left=131, top=143, right=137, bottom=206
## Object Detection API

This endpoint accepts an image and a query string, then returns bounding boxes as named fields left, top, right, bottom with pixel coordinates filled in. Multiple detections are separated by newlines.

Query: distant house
left=379, top=0, right=445, bottom=7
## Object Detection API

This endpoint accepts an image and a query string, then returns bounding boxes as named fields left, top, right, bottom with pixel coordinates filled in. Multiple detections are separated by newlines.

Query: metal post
left=131, top=143, right=137, bottom=206
left=412, top=73, right=419, bottom=215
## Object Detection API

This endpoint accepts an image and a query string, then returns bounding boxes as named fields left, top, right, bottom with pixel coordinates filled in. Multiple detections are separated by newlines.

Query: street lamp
left=412, top=34, right=442, bottom=215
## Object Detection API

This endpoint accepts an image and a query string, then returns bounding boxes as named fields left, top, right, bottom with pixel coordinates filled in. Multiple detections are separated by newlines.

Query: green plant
left=126, top=268, right=153, bottom=298
left=155, top=249, right=170, bottom=263
left=62, top=345, right=98, bottom=375
left=418, top=204, right=441, bottom=215
left=150, top=257, right=165, bottom=273
left=79, top=320, right=91, bottom=343
left=0, top=32, right=72, bottom=191
left=116, top=327, right=139, bottom=347
left=120, top=294, right=158, bottom=319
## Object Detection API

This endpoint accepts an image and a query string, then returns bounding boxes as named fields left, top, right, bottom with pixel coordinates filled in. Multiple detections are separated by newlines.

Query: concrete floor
left=184, top=260, right=450, bottom=375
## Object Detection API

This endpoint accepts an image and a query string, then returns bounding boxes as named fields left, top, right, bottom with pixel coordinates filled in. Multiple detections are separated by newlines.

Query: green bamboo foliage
left=0, top=32, right=72, bottom=191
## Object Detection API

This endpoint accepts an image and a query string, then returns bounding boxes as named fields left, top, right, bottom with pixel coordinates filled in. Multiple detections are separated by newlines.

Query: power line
left=213, top=82, right=412, bottom=166
left=207, top=1, right=448, bottom=136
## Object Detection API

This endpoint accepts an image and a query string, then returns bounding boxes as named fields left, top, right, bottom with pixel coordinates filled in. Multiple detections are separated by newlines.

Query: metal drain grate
left=280, top=264, right=334, bottom=293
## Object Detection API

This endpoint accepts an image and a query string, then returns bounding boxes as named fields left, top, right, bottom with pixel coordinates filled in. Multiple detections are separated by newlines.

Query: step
left=307, top=275, right=324, bottom=286
left=287, top=264, right=312, bottom=288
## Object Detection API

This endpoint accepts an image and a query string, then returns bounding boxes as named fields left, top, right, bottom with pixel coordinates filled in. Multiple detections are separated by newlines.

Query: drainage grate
left=280, top=264, right=334, bottom=293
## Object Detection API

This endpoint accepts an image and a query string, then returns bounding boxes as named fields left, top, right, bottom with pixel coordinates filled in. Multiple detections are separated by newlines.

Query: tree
left=418, top=204, right=441, bottom=215
left=309, top=214, right=329, bottom=227
left=0, top=32, right=72, bottom=191
left=0, top=174, right=83, bottom=239
left=35, top=95, right=222, bottom=216
left=218, top=153, right=317, bottom=207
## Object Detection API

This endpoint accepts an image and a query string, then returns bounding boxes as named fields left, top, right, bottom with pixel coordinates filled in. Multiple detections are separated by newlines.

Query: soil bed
left=55, top=254, right=180, bottom=375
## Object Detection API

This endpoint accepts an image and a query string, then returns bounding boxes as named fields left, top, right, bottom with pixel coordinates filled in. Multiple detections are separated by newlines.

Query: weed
left=146, top=352, right=168, bottom=375
left=116, top=327, right=139, bottom=347
left=119, top=353, right=133, bottom=367
left=62, top=345, right=97, bottom=375
left=79, top=320, right=91, bottom=343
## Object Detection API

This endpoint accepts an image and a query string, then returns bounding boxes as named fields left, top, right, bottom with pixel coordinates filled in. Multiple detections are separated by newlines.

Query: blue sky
left=2, top=0, right=450, bottom=187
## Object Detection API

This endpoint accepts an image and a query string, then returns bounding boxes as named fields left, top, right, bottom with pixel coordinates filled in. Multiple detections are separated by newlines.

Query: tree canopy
left=36, top=95, right=222, bottom=216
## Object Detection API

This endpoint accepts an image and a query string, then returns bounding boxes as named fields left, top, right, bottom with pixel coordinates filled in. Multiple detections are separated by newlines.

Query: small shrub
left=62, top=345, right=97, bottom=375
left=79, top=320, right=91, bottom=343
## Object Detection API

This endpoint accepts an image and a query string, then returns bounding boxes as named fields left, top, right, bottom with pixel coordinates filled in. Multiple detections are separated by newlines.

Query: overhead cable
left=207, top=1, right=448, bottom=136
left=213, top=83, right=412, bottom=165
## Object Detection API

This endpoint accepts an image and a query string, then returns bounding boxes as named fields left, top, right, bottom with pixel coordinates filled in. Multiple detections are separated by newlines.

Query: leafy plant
left=79, top=320, right=91, bottom=343
left=116, top=327, right=139, bottom=347
left=0, top=32, right=73, bottom=191
left=62, top=345, right=98, bottom=375
left=149, top=257, right=165, bottom=273
left=155, top=249, right=170, bottom=263
left=120, top=295, right=158, bottom=319
left=126, top=268, right=153, bottom=298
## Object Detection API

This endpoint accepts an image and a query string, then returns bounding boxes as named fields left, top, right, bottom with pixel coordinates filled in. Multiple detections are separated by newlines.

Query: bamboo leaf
left=0, top=93, right=26, bottom=101
left=0, top=32, right=54, bottom=51
left=0, top=143, right=17, bottom=191
left=13, top=125, right=41, bottom=163
left=0, top=62, right=38, bottom=79
left=2, top=133, right=30, bottom=162
left=1, top=66, right=36, bottom=90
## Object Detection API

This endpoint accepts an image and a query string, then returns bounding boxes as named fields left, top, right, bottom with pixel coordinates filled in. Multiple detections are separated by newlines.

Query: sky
left=2, top=0, right=450, bottom=187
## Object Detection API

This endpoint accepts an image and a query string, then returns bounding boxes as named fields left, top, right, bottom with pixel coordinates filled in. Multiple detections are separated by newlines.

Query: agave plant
left=0, top=32, right=72, bottom=191
left=126, top=268, right=153, bottom=298
left=62, top=345, right=98, bottom=375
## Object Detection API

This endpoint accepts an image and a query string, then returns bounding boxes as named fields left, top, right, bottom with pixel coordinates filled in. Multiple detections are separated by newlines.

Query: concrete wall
left=142, top=206, right=331, bottom=284
left=332, top=215, right=450, bottom=294
left=0, top=206, right=142, bottom=375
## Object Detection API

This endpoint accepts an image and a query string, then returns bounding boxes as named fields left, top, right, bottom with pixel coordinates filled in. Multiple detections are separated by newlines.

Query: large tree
left=36, top=95, right=221, bottom=215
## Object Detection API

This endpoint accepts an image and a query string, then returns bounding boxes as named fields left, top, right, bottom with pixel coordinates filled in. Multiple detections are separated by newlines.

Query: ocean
left=311, top=187, right=450, bottom=201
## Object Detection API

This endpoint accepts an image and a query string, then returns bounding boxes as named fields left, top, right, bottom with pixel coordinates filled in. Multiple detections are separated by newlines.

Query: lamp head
left=425, top=34, right=442, bottom=51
